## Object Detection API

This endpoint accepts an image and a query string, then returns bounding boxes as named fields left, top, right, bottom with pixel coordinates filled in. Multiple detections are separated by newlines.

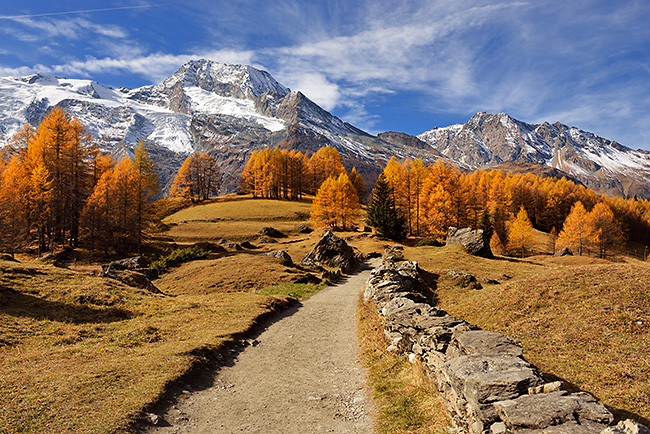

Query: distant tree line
left=373, top=157, right=646, bottom=257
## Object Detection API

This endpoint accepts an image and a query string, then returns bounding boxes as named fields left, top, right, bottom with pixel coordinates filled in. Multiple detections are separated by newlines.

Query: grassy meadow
left=2, top=193, right=650, bottom=433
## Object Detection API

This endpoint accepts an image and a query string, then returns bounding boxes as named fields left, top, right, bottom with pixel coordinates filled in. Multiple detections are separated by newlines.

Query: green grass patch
left=150, top=246, right=209, bottom=271
left=256, top=283, right=326, bottom=300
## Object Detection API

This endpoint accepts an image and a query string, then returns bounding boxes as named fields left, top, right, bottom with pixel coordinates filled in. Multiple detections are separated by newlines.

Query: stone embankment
left=363, top=258, right=649, bottom=434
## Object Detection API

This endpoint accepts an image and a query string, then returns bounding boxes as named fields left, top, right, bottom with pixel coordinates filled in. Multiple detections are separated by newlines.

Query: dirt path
left=146, top=259, right=380, bottom=434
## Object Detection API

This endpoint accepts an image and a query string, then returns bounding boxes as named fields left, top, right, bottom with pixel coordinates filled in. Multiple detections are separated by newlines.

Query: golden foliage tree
left=0, top=156, right=29, bottom=255
left=240, top=147, right=307, bottom=199
left=311, top=173, right=360, bottom=229
left=507, top=206, right=536, bottom=257
left=557, top=201, right=594, bottom=256
left=170, top=152, right=220, bottom=202
left=307, top=145, right=345, bottom=193
left=348, top=167, right=368, bottom=203
left=588, top=202, right=625, bottom=258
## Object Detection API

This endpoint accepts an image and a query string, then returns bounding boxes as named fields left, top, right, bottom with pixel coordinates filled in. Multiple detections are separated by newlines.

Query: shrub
left=415, top=238, right=444, bottom=247
left=150, top=246, right=209, bottom=271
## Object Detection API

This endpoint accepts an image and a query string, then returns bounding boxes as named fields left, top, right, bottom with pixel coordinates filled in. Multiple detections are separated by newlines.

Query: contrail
left=0, top=4, right=163, bottom=19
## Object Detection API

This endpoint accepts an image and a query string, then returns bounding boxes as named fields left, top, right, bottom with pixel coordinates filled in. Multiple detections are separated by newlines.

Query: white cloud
left=278, top=72, right=340, bottom=110
left=11, top=16, right=129, bottom=40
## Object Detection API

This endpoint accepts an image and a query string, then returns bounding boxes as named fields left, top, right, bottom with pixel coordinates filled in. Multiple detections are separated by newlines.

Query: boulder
left=240, top=241, right=258, bottom=249
left=103, top=269, right=161, bottom=293
left=383, top=244, right=404, bottom=262
left=446, top=227, right=493, bottom=258
left=297, top=223, right=313, bottom=234
left=260, top=227, right=286, bottom=238
left=300, top=230, right=358, bottom=273
left=554, top=247, right=573, bottom=257
left=260, top=250, right=293, bottom=266
left=102, top=256, right=150, bottom=274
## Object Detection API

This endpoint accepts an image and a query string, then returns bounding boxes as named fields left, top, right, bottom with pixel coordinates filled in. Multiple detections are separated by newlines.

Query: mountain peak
left=164, top=59, right=289, bottom=98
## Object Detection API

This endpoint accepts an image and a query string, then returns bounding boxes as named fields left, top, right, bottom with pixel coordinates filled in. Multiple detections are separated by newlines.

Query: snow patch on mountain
left=184, top=86, right=285, bottom=132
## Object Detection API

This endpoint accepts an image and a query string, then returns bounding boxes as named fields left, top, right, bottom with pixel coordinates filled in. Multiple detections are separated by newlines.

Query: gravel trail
left=146, top=259, right=379, bottom=433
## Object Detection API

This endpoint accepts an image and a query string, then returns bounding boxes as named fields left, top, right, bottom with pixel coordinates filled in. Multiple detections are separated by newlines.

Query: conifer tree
left=170, top=152, right=221, bottom=202
left=365, top=173, right=406, bottom=240
left=0, top=156, right=29, bottom=255
left=131, top=141, right=160, bottom=252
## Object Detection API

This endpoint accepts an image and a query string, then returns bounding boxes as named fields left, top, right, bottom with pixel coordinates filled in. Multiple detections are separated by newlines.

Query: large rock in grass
left=260, top=250, right=294, bottom=266
left=300, top=230, right=358, bottom=273
left=446, top=226, right=493, bottom=258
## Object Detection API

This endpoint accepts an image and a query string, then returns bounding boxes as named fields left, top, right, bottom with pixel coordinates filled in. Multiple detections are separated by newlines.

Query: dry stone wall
left=364, top=259, right=649, bottom=434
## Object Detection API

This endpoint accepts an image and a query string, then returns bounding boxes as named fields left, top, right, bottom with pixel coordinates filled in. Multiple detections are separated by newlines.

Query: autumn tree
left=588, top=202, right=625, bottom=258
left=311, top=173, right=360, bottom=230
left=348, top=167, right=368, bottom=203
left=26, top=107, right=94, bottom=247
left=240, top=147, right=307, bottom=199
left=131, top=141, right=160, bottom=252
left=365, top=173, right=406, bottom=240
left=170, top=152, right=221, bottom=202
left=507, top=206, right=536, bottom=257
left=28, top=163, right=52, bottom=255
left=0, top=156, right=29, bottom=255
left=82, top=158, right=141, bottom=254
left=557, top=201, right=594, bottom=256
left=307, top=146, right=345, bottom=193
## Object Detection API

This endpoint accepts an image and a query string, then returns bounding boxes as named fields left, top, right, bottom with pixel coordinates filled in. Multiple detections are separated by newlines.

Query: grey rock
left=260, top=227, right=286, bottom=238
left=494, top=391, right=613, bottom=430
left=601, top=420, right=650, bottom=434
left=447, top=330, right=523, bottom=358
left=444, top=355, right=544, bottom=405
left=554, top=247, right=573, bottom=257
left=102, top=256, right=150, bottom=273
left=446, top=226, right=493, bottom=258
left=301, top=230, right=358, bottom=273
left=260, top=250, right=293, bottom=266
left=521, top=421, right=611, bottom=434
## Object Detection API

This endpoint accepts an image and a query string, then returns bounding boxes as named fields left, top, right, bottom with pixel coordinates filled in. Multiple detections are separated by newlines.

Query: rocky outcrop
left=260, top=227, right=286, bottom=238
left=102, top=256, right=160, bottom=292
left=446, top=227, right=493, bottom=258
left=364, top=259, right=647, bottom=434
left=300, top=230, right=359, bottom=273
left=554, top=247, right=573, bottom=257
left=260, top=250, right=293, bottom=266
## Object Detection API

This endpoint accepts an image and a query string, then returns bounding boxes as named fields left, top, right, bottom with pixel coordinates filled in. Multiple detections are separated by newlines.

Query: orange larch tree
left=507, top=206, right=536, bottom=257
left=557, top=201, right=595, bottom=256
left=311, top=173, right=360, bottom=230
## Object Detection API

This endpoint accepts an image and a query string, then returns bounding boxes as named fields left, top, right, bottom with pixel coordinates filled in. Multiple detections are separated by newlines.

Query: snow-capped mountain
left=418, top=112, right=650, bottom=198
left=0, top=59, right=406, bottom=192
left=2, top=61, right=650, bottom=198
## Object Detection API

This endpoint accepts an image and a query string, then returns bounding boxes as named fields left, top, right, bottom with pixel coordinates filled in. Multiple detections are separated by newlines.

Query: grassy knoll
left=406, top=245, right=650, bottom=424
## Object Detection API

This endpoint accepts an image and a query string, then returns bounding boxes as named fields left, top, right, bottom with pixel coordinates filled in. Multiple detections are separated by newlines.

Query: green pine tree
left=366, top=173, right=406, bottom=240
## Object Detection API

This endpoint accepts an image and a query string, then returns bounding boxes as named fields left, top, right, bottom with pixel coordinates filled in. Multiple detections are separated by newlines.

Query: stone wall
left=364, top=260, right=649, bottom=434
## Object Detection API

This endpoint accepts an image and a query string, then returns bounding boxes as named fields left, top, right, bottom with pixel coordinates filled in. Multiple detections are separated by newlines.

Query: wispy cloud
left=0, top=5, right=163, bottom=19
left=10, top=16, right=129, bottom=39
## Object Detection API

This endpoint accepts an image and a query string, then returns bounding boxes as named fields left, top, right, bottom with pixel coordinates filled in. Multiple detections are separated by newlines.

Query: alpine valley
left=1, top=58, right=650, bottom=198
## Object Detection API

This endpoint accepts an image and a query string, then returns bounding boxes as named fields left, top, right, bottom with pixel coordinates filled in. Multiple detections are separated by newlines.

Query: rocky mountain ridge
left=1, top=60, right=649, bottom=197
left=418, top=112, right=650, bottom=197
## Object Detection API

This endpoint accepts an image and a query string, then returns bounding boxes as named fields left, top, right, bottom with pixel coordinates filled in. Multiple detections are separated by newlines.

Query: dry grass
left=0, top=257, right=292, bottom=434
left=404, top=244, right=650, bottom=425
left=357, top=294, right=449, bottom=433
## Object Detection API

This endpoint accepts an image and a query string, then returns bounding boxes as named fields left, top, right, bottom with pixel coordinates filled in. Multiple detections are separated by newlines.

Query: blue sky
left=1, top=1, right=650, bottom=149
